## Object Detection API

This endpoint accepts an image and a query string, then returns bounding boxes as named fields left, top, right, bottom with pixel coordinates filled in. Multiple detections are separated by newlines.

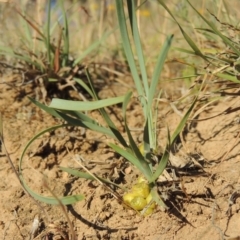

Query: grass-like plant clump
left=0, top=0, right=111, bottom=101
left=8, top=0, right=238, bottom=215
left=15, top=0, right=197, bottom=216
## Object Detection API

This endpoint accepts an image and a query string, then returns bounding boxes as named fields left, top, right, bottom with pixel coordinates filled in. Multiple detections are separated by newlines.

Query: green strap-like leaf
left=171, top=97, right=197, bottom=144
left=149, top=129, right=171, bottom=183
left=19, top=124, right=84, bottom=205
left=150, top=97, right=198, bottom=183
left=85, top=70, right=129, bottom=148
left=126, top=0, right=149, bottom=98
left=60, top=0, right=69, bottom=67
left=151, top=186, right=168, bottom=209
left=148, top=35, right=173, bottom=108
left=109, top=143, right=152, bottom=181
left=20, top=177, right=84, bottom=205
left=73, top=30, right=112, bottom=66
left=107, top=90, right=152, bottom=180
left=29, top=98, right=117, bottom=138
left=49, top=95, right=126, bottom=111
left=115, top=0, right=146, bottom=114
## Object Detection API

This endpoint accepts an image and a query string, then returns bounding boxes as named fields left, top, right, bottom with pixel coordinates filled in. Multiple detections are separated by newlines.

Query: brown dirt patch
left=1, top=72, right=240, bottom=240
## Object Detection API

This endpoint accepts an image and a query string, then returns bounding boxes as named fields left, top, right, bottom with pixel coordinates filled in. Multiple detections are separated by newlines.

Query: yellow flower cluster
left=123, top=178, right=155, bottom=216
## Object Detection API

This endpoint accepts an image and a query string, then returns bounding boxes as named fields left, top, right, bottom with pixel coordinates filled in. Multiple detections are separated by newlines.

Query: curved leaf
left=60, top=166, right=123, bottom=190
left=19, top=124, right=85, bottom=205
left=49, top=94, right=126, bottom=111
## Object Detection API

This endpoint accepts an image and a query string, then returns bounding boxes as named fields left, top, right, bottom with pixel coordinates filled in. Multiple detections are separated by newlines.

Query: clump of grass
left=158, top=0, right=240, bottom=98
left=0, top=0, right=111, bottom=101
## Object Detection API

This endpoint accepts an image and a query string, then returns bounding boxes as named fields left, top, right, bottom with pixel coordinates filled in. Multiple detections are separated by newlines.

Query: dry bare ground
left=0, top=70, right=240, bottom=240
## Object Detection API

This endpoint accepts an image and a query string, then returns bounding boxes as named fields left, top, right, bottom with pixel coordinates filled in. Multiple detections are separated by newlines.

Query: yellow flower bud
left=132, top=182, right=150, bottom=198
left=130, top=196, right=147, bottom=211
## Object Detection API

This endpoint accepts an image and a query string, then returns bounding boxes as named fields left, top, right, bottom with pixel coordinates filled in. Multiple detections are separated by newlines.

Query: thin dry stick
left=98, top=0, right=105, bottom=40
left=32, top=1, right=38, bottom=66
left=201, top=0, right=206, bottom=15
left=161, top=3, right=167, bottom=45
left=0, top=113, right=48, bottom=220
left=211, top=202, right=224, bottom=240
left=137, top=0, right=140, bottom=36
left=217, top=0, right=223, bottom=19
left=192, top=97, right=239, bottom=122
left=2, top=217, right=16, bottom=240
left=74, top=155, right=103, bottom=185
left=34, top=0, right=45, bottom=56
left=42, top=178, right=77, bottom=240
left=73, top=154, right=122, bottom=202
left=73, top=154, right=139, bottom=216
left=197, top=201, right=224, bottom=240
left=73, top=154, right=140, bottom=228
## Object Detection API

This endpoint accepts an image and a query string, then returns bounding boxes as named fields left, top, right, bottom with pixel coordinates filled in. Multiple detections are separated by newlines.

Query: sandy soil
left=0, top=1, right=240, bottom=239
left=0, top=68, right=240, bottom=240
